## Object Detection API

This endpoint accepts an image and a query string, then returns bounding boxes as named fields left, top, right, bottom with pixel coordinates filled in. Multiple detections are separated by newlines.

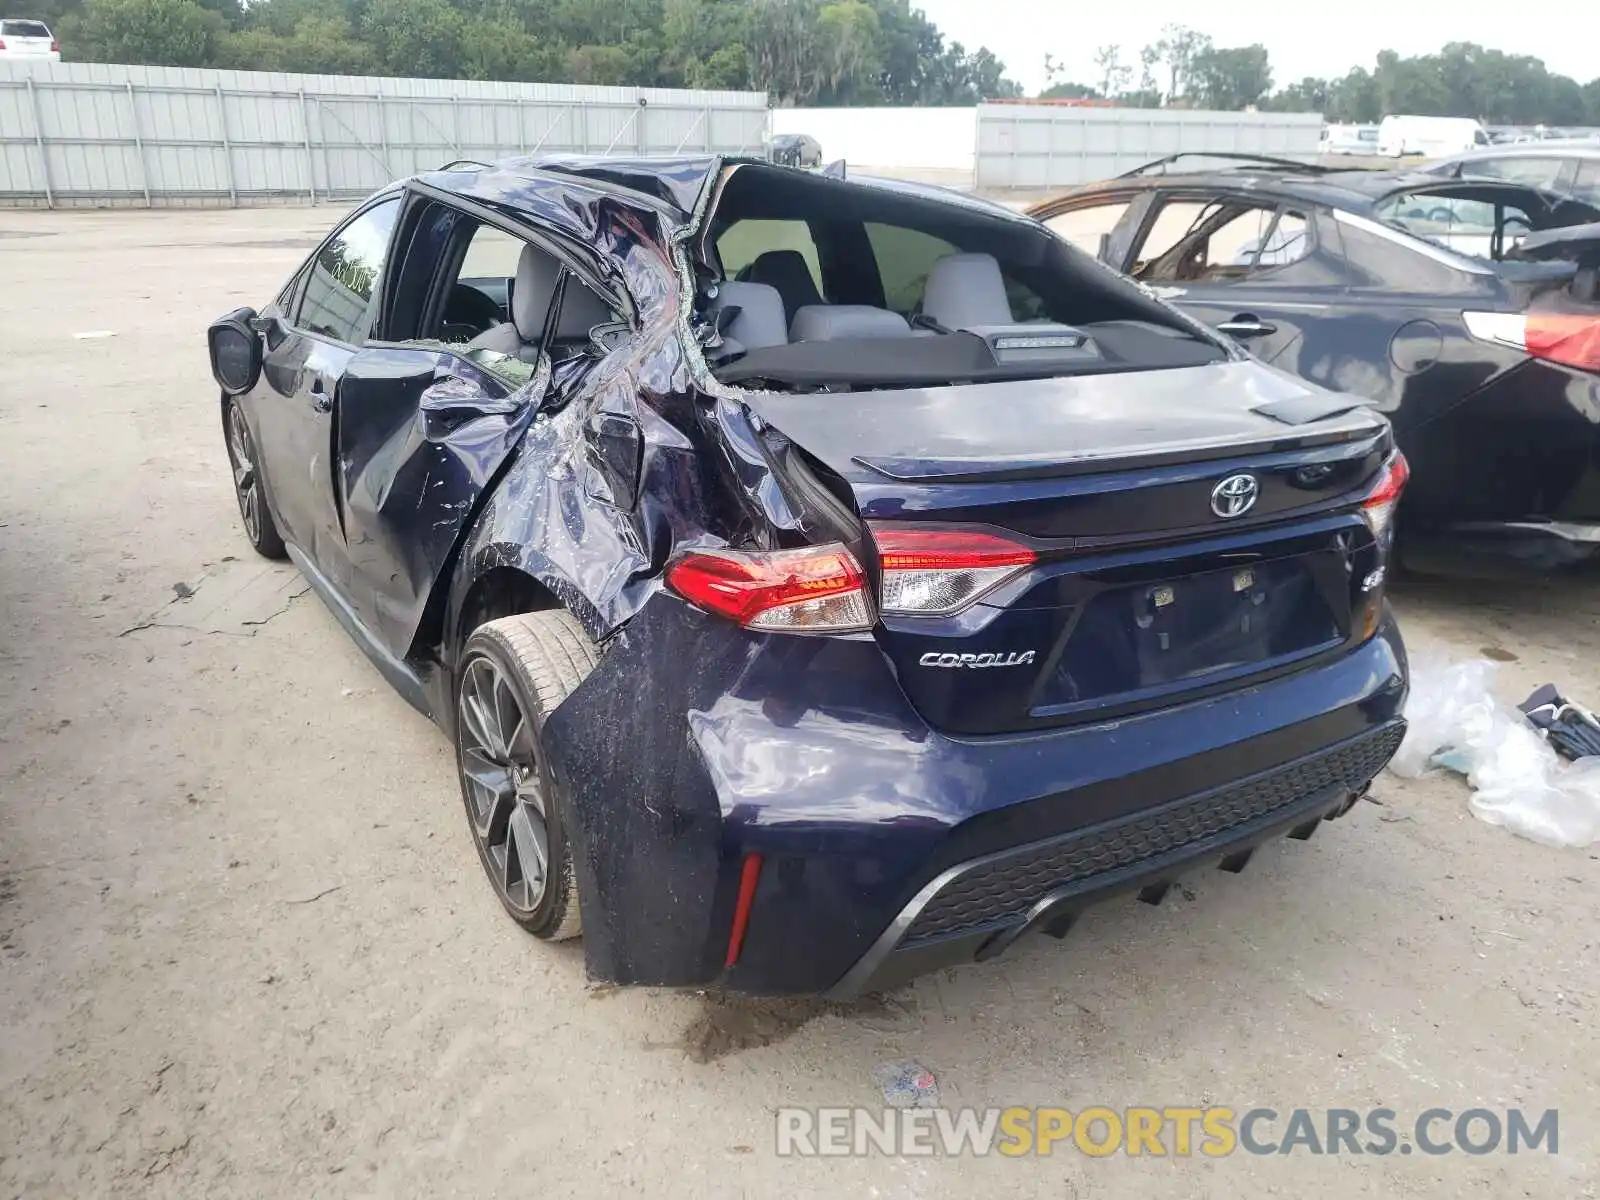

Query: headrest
left=921, top=252, right=1014, bottom=330
left=709, top=281, right=789, bottom=350
left=790, top=305, right=912, bottom=342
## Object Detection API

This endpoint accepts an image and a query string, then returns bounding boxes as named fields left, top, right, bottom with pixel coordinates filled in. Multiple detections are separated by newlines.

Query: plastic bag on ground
left=1389, top=655, right=1600, bottom=848
left=1469, top=759, right=1600, bottom=848
left=1389, top=658, right=1501, bottom=778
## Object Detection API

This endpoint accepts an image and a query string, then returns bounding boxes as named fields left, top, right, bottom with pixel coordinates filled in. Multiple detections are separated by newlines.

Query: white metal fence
left=976, top=106, right=1325, bottom=190
left=0, top=61, right=770, bottom=208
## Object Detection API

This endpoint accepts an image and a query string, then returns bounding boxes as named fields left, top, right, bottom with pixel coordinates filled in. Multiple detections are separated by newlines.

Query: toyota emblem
left=1211, top=474, right=1260, bottom=519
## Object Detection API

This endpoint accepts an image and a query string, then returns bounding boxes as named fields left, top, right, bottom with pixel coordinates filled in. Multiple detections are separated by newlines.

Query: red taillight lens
left=1361, top=451, right=1410, bottom=537
left=1464, top=310, right=1600, bottom=374
left=872, top=525, right=1037, bottom=616
left=1526, top=314, right=1600, bottom=372
left=666, top=544, right=872, bottom=632
left=50, top=39, right=59, bottom=51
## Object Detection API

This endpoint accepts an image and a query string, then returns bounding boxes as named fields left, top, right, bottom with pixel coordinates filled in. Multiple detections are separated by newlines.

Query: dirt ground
left=2, top=206, right=1599, bottom=1199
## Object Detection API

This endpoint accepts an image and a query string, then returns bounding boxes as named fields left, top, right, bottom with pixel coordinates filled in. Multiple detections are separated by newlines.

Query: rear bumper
left=828, top=720, right=1402, bottom=998
left=543, top=596, right=1408, bottom=996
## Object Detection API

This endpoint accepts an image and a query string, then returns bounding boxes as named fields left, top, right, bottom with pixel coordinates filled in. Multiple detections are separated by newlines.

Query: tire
left=222, top=398, right=287, bottom=560
left=453, top=610, right=598, bottom=941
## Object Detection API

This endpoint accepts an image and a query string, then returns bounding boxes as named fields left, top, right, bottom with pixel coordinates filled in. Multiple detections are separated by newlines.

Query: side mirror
left=248, top=311, right=290, bottom=351
left=207, top=307, right=263, bottom=395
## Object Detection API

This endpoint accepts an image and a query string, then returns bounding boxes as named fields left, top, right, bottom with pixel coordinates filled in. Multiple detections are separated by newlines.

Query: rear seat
left=790, top=305, right=912, bottom=342
left=707, top=282, right=914, bottom=348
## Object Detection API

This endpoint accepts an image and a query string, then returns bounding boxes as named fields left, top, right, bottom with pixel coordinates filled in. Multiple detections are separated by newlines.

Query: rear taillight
left=871, top=525, right=1037, bottom=616
left=1463, top=310, right=1600, bottom=373
left=1361, top=451, right=1410, bottom=537
left=1527, top=314, right=1600, bottom=372
left=0, top=39, right=7, bottom=49
left=50, top=39, right=59, bottom=51
left=666, top=544, right=872, bottom=632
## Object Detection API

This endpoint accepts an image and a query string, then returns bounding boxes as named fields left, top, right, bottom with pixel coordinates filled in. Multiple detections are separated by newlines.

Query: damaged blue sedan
left=208, top=155, right=1410, bottom=996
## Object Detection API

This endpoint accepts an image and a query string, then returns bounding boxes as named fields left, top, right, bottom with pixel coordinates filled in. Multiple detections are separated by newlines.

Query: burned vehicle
left=208, top=156, right=1409, bottom=996
left=1030, top=154, right=1600, bottom=572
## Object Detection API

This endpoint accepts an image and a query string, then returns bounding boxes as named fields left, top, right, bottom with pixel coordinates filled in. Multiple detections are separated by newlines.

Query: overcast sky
left=912, top=0, right=1600, bottom=96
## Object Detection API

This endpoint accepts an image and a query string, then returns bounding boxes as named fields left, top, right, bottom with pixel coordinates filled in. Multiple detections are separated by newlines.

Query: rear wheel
left=454, top=611, right=597, bottom=940
left=223, top=399, right=286, bottom=560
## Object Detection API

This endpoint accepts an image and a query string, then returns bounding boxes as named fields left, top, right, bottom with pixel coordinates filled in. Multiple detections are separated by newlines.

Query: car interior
left=695, top=163, right=1228, bottom=391
left=405, top=215, right=621, bottom=375
left=1372, top=181, right=1600, bottom=260
left=1130, top=200, right=1311, bottom=282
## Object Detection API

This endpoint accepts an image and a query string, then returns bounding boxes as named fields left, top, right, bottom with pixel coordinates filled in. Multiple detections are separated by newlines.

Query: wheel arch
left=423, top=538, right=612, bottom=682
left=451, top=566, right=563, bottom=661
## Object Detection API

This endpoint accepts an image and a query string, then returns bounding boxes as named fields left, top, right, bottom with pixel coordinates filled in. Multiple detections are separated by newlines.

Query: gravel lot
left=2, top=206, right=1599, bottom=1199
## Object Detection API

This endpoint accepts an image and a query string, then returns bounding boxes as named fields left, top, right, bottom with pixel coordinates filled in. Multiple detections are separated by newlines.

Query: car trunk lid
left=746, top=363, right=1398, bottom=735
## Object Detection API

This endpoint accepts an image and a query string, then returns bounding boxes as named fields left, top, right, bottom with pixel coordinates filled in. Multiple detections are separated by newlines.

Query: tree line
left=38, top=0, right=1022, bottom=104
left=31, top=0, right=1600, bottom=127
left=1052, top=26, right=1600, bottom=127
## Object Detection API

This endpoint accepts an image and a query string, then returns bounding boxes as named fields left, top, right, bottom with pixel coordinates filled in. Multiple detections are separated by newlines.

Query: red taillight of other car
left=872, top=525, right=1037, bottom=616
left=666, top=544, right=873, bottom=632
left=50, top=39, right=59, bottom=51
left=1360, top=451, right=1410, bottom=538
left=1464, top=311, right=1600, bottom=373
left=1526, top=314, right=1600, bottom=372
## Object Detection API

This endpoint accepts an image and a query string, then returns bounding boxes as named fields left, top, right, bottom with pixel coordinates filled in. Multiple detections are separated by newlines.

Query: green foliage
left=50, top=0, right=1598, bottom=127
left=359, top=0, right=466, bottom=77
left=64, top=0, right=226, bottom=67
left=50, top=0, right=1022, bottom=104
left=1189, top=44, right=1271, bottom=111
left=1052, top=27, right=1599, bottom=126
left=1038, top=81, right=1100, bottom=101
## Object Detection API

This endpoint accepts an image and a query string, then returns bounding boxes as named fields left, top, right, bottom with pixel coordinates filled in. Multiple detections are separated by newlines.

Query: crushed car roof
left=412, top=153, right=1025, bottom=226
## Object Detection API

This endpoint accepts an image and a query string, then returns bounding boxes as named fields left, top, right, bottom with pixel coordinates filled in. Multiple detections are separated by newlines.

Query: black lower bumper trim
left=828, top=721, right=1402, bottom=999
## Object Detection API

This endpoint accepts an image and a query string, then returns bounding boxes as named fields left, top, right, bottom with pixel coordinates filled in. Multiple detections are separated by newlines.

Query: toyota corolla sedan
left=208, top=155, right=1409, bottom=996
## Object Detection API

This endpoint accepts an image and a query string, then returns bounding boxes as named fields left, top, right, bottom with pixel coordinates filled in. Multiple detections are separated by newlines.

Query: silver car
left=1423, top=139, right=1600, bottom=207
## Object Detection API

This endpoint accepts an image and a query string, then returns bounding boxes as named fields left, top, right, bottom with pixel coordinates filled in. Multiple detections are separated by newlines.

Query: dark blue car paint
left=1029, top=172, right=1600, bottom=570
left=218, top=155, right=1411, bottom=994
left=542, top=592, right=1405, bottom=994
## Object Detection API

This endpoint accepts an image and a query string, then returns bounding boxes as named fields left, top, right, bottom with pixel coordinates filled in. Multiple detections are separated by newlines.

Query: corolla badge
left=919, top=651, right=1037, bottom=669
left=1210, top=473, right=1260, bottom=519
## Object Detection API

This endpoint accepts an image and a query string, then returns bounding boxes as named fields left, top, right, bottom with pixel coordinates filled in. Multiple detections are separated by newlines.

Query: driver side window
left=296, top=198, right=401, bottom=345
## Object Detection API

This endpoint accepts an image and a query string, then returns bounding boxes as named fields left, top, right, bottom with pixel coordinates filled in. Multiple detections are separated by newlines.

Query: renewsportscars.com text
left=775, top=1106, right=1558, bottom=1158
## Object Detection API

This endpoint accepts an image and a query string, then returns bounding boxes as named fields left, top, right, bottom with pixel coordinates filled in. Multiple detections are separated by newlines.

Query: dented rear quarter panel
left=432, top=165, right=800, bottom=675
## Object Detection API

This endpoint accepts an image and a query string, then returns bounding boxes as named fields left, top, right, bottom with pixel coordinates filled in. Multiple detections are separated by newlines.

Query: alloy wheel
left=226, top=404, right=262, bottom=544
left=456, top=656, right=550, bottom=914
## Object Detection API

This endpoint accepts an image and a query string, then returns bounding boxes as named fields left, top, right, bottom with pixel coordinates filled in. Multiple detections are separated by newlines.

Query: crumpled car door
left=332, top=346, right=547, bottom=660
